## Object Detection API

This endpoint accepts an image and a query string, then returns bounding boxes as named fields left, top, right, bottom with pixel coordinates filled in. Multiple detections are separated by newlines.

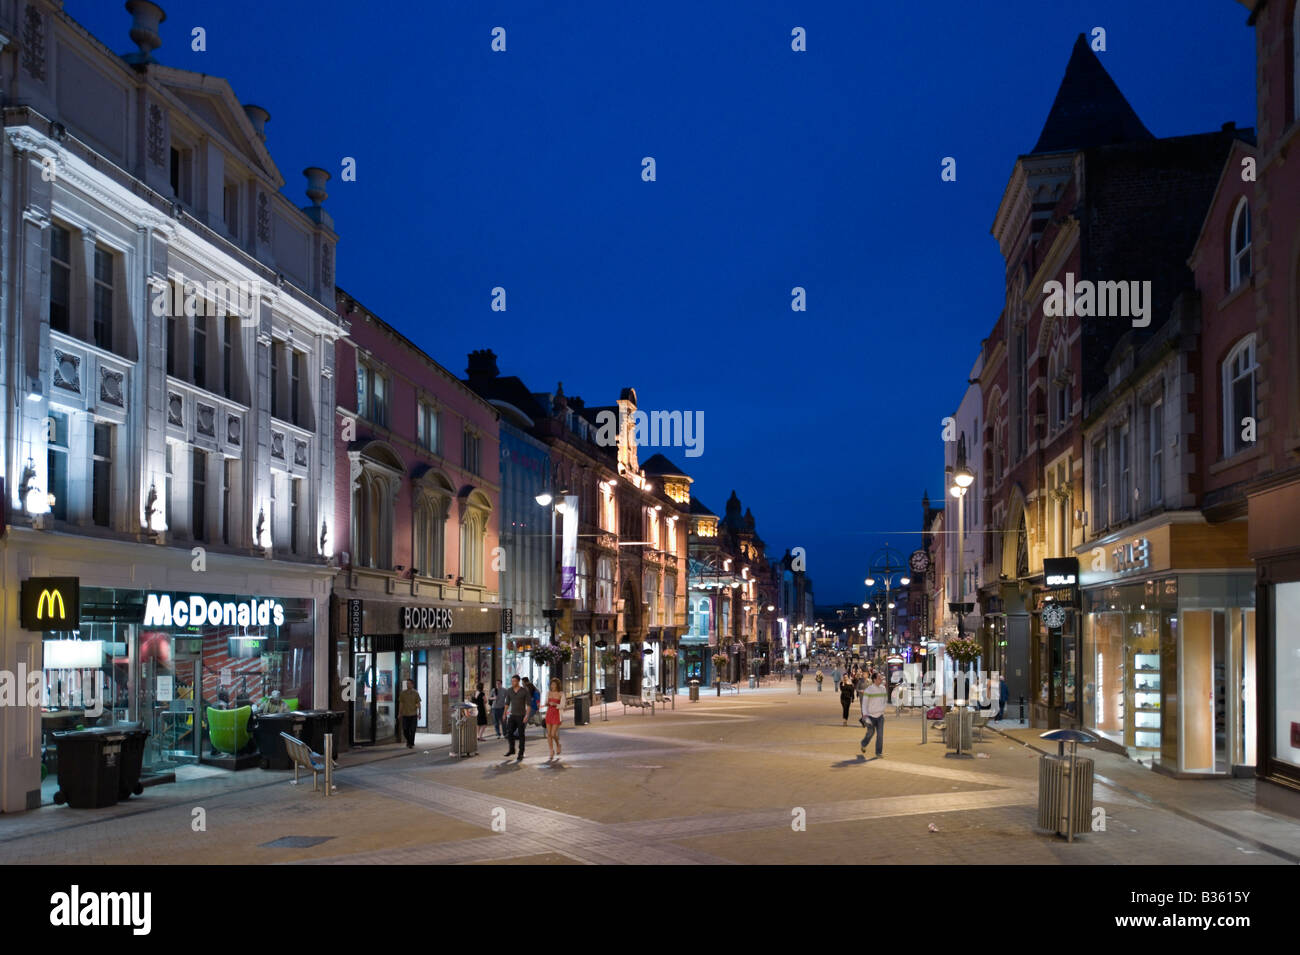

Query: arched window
left=1222, top=334, right=1258, bottom=458
left=413, top=496, right=445, bottom=578
left=1049, top=340, right=1071, bottom=434
left=1230, top=197, right=1251, bottom=291
left=458, top=489, right=492, bottom=586
left=350, top=443, right=401, bottom=570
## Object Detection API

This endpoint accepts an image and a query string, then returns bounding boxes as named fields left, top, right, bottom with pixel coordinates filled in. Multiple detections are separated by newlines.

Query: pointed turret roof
left=1032, top=34, right=1153, bottom=154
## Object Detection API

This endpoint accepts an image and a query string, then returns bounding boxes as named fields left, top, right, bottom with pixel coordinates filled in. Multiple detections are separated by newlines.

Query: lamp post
left=947, top=462, right=974, bottom=706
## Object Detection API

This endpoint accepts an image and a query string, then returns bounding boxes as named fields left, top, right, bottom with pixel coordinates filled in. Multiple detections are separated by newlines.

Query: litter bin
left=295, top=709, right=345, bottom=758
left=116, top=724, right=151, bottom=800
left=689, top=680, right=700, bottom=702
left=944, top=707, right=973, bottom=752
left=748, top=675, right=757, bottom=689
left=252, top=712, right=305, bottom=770
left=1036, top=729, right=1097, bottom=841
left=52, top=728, right=125, bottom=808
left=451, top=702, right=478, bottom=758
left=573, top=697, right=589, bottom=726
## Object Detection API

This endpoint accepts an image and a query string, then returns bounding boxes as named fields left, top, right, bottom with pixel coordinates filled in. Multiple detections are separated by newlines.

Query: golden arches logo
left=36, top=588, right=66, bottom=621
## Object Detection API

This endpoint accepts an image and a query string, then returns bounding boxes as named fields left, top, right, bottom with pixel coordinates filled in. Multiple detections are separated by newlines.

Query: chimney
left=124, top=1, right=166, bottom=65
left=244, top=105, right=270, bottom=141
left=466, top=349, right=500, bottom=382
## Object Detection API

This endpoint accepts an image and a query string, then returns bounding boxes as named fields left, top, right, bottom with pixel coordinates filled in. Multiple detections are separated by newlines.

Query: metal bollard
left=1019, top=696, right=1026, bottom=724
left=324, top=733, right=333, bottom=797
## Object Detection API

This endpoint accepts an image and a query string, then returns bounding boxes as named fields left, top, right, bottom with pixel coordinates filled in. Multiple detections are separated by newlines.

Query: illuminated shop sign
left=402, top=606, right=454, bottom=631
left=1043, top=557, right=1079, bottom=587
left=143, top=593, right=286, bottom=628
left=21, top=577, right=81, bottom=630
left=1112, top=538, right=1150, bottom=575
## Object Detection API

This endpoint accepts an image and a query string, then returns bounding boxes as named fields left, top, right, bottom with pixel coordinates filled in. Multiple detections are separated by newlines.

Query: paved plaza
left=3, top=683, right=1297, bottom=865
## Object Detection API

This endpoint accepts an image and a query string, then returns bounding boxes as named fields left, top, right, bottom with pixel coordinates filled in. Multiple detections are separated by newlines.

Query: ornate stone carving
left=52, top=350, right=80, bottom=393
left=256, top=192, right=271, bottom=242
left=21, top=6, right=45, bottom=81
left=271, top=432, right=285, bottom=459
left=99, top=368, right=125, bottom=407
left=197, top=403, right=215, bottom=437
left=294, top=439, right=308, bottom=467
left=147, top=104, right=166, bottom=167
left=167, top=392, right=183, bottom=427
left=227, top=414, right=241, bottom=446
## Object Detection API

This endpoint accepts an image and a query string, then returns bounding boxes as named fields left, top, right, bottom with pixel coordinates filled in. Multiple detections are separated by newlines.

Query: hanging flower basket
left=711, top=653, right=728, bottom=668
left=945, top=637, right=982, bottom=664
left=661, top=648, right=678, bottom=659
left=533, top=642, right=572, bottom=668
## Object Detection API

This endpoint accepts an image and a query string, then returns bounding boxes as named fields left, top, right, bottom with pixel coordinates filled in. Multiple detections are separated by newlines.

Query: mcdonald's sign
left=20, top=577, right=80, bottom=630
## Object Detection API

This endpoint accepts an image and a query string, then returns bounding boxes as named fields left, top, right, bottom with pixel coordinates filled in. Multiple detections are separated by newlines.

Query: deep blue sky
left=69, top=1, right=1255, bottom=603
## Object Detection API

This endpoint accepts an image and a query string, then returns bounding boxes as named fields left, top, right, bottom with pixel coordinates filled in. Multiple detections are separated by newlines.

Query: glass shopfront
left=1268, top=581, right=1300, bottom=773
left=1083, top=575, right=1255, bottom=772
left=40, top=587, right=314, bottom=786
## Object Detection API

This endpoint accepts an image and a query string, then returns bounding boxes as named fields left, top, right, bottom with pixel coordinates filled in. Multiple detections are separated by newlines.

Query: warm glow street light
left=535, top=492, right=553, bottom=506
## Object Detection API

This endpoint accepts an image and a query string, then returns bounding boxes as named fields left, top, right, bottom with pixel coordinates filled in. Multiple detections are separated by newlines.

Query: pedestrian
left=503, top=675, right=530, bottom=762
left=839, top=670, right=856, bottom=725
left=815, top=669, right=824, bottom=692
left=472, top=681, right=489, bottom=741
left=398, top=678, right=421, bottom=749
left=545, top=678, right=564, bottom=759
left=997, top=675, right=1009, bottom=721
left=795, top=667, right=804, bottom=694
left=831, top=666, right=841, bottom=687
left=523, top=677, right=542, bottom=726
left=859, top=671, right=888, bottom=758
left=489, top=679, right=506, bottom=738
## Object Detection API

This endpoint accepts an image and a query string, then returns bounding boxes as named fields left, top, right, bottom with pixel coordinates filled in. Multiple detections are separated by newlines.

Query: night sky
left=67, top=1, right=1256, bottom=603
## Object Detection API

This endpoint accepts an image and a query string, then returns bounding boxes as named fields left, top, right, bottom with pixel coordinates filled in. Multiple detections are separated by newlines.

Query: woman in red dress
left=545, top=678, right=563, bottom=759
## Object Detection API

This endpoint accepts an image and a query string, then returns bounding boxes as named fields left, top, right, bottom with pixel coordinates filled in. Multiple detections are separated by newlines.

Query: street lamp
left=947, top=462, right=976, bottom=709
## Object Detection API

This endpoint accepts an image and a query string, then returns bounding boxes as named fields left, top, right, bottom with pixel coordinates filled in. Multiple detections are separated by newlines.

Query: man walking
left=398, top=679, right=421, bottom=749
left=503, top=675, right=530, bottom=762
left=859, top=671, right=888, bottom=758
left=795, top=666, right=804, bottom=694
left=489, top=679, right=506, bottom=738
left=996, top=674, right=1009, bottom=721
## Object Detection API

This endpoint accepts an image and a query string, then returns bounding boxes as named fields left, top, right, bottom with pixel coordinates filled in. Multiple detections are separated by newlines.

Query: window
left=164, top=442, right=173, bottom=530
left=224, top=316, right=237, bottom=399
left=1050, top=344, right=1071, bottom=434
left=47, top=410, right=69, bottom=521
left=596, top=556, right=614, bottom=613
left=222, top=458, right=234, bottom=546
left=1092, top=438, right=1108, bottom=530
left=166, top=315, right=178, bottom=377
left=1230, top=198, right=1251, bottom=291
left=93, top=247, right=113, bottom=351
left=356, top=363, right=387, bottom=426
left=691, top=595, right=711, bottom=638
left=193, top=316, right=208, bottom=390
left=352, top=455, right=397, bottom=570
left=270, top=343, right=280, bottom=420
left=413, top=495, right=446, bottom=578
left=664, top=574, right=677, bottom=626
left=290, top=477, right=301, bottom=554
left=92, top=422, right=113, bottom=528
left=1222, top=335, right=1258, bottom=458
left=1014, top=325, right=1028, bottom=460
left=576, top=552, right=591, bottom=611
left=417, top=401, right=439, bottom=454
left=290, top=350, right=302, bottom=425
left=1117, top=426, right=1130, bottom=521
left=49, top=225, right=71, bottom=334
left=192, top=448, right=206, bottom=541
left=463, top=429, right=481, bottom=476
left=459, top=509, right=486, bottom=585
left=644, top=571, right=659, bottom=628
left=1149, top=400, right=1164, bottom=507
left=170, top=147, right=181, bottom=197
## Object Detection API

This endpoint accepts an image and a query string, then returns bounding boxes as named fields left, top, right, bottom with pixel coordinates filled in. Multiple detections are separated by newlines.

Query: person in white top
left=859, top=671, right=888, bottom=758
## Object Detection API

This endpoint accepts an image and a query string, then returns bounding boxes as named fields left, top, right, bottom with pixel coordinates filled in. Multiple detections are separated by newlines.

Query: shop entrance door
left=353, top=651, right=374, bottom=744
left=162, top=651, right=201, bottom=765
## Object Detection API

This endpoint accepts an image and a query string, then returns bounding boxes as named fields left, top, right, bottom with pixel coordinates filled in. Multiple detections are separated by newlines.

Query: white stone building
left=0, top=1, right=342, bottom=811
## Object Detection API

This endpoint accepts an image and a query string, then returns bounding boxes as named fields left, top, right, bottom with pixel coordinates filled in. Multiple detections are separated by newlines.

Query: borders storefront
left=337, top=596, right=503, bottom=744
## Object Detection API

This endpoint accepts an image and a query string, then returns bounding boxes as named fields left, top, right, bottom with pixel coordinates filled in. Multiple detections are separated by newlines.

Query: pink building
left=330, top=289, right=501, bottom=742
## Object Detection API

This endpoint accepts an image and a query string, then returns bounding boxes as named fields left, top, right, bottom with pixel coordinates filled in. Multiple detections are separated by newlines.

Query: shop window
left=1222, top=335, right=1257, bottom=458
left=49, top=224, right=72, bottom=334
left=92, top=421, right=113, bottom=528
left=1272, top=582, right=1300, bottom=771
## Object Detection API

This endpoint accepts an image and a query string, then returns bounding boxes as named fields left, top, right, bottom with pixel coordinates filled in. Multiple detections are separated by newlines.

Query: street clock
left=909, top=550, right=930, bottom=574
